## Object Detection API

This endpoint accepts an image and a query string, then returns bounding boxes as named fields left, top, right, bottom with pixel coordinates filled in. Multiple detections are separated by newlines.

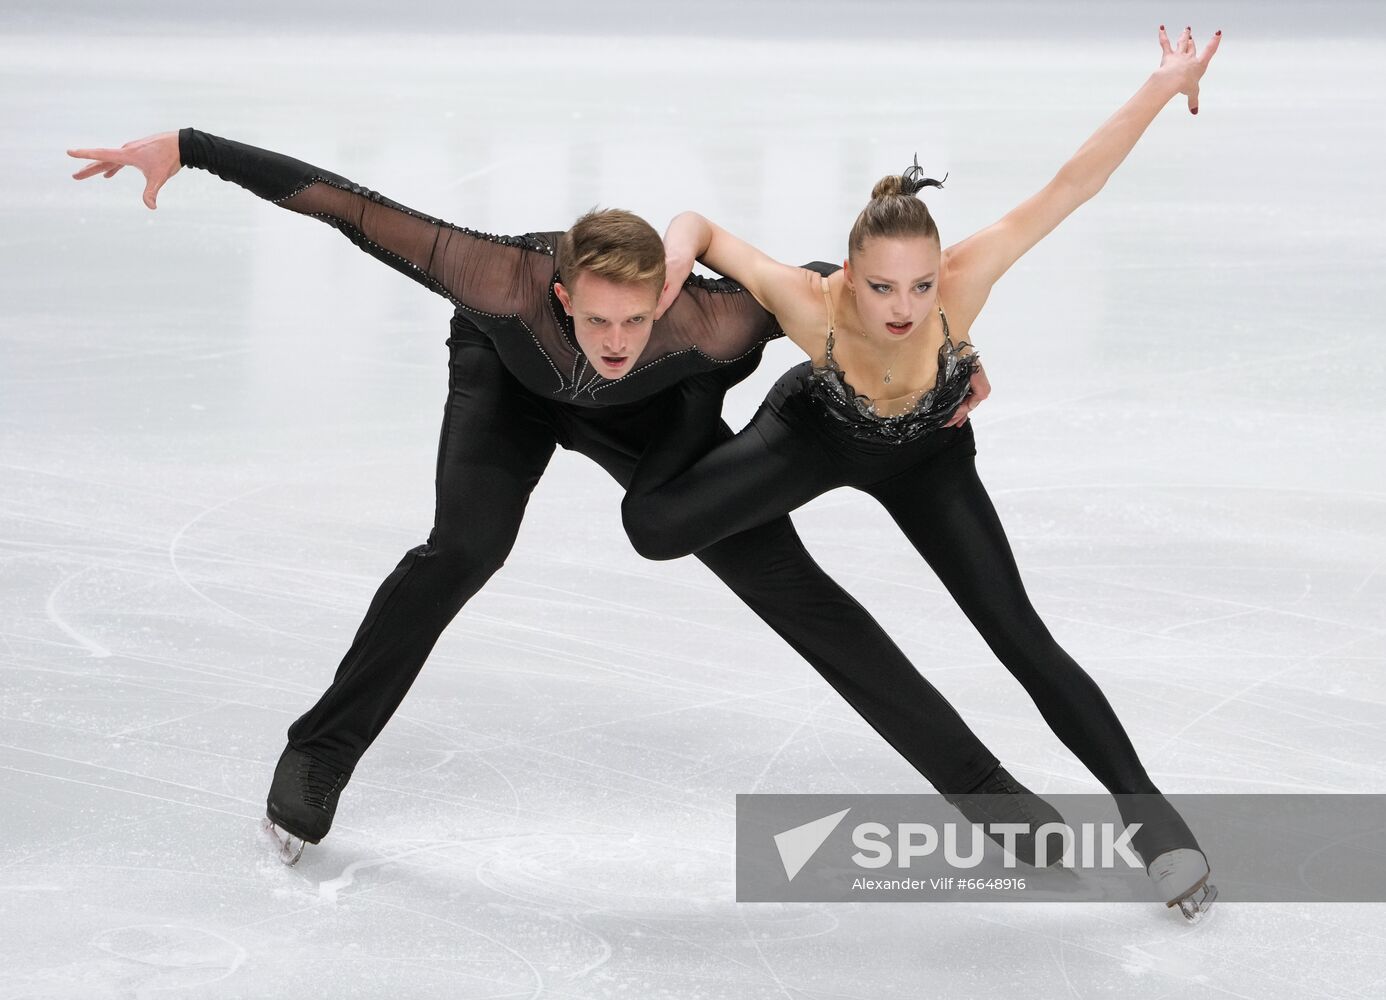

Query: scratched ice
left=3, top=5, right=1385, bottom=998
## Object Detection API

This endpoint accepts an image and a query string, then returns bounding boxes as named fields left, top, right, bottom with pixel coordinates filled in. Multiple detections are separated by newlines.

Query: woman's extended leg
left=863, top=441, right=1198, bottom=861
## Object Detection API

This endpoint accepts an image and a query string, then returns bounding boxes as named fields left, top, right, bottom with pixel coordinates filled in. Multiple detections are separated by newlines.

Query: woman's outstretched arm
left=942, top=25, right=1222, bottom=324
left=67, top=129, right=531, bottom=313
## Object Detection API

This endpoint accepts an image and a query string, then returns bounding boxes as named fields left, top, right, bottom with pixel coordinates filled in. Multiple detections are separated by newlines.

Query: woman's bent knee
left=621, top=495, right=694, bottom=561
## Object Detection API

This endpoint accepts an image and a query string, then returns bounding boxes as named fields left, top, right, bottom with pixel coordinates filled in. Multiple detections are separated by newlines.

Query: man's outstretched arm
left=69, top=128, right=538, bottom=314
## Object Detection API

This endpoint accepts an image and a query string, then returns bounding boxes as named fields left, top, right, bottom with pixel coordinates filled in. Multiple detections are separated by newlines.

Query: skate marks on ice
left=42, top=564, right=113, bottom=659
left=5, top=924, right=247, bottom=1000
left=245, top=830, right=629, bottom=996
left=91, top=924, right=247, bottom=995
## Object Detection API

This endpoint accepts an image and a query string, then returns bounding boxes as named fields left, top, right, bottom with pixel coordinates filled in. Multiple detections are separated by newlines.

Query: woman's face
left=843, top=235, right=941, bottom=345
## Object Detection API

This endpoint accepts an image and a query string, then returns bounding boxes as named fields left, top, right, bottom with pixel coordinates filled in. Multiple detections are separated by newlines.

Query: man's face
left=554, top=270, right=660, bottom=379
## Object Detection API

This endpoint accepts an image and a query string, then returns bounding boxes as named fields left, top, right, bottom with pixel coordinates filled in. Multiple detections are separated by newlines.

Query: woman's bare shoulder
left=772, top=266, right=835, bottom=356
left=939, top=246, right=989, bottom=337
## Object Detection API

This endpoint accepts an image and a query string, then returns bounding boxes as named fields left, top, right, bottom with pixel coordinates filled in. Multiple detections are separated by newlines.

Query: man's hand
left=67, top=131, right=182, bottom=209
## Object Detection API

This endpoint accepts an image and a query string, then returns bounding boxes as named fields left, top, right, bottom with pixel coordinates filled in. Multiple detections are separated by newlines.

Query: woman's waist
left=762, top=361, right=976, bottom=461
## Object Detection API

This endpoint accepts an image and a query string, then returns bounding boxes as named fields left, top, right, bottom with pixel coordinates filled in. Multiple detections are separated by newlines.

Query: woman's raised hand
left=67, top=131, right=182, bottom=209
left=1156, top=25, right=1221, bottom=115
left=655, top=255, right=694, bottom=321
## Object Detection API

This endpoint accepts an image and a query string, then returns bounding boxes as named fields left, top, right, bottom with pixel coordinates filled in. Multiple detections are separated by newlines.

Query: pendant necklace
left=853, top=320, right=900, bottom=385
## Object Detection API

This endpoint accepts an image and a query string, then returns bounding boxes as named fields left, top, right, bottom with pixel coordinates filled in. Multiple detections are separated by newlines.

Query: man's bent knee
left=417, top=532, right=514, bottom=598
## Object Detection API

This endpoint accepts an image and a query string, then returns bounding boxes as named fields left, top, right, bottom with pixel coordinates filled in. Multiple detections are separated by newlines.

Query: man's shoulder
left=455, top=227, right=559, bottom=258
left=679, top=271, right=749, bottom=296
left=530, top=230, right=563, bottom=254
left=446, top=228, right=560, bottom=319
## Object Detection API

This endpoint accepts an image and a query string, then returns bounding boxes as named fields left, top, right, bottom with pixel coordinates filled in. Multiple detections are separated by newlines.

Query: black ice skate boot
left=943, top=764, right=1069, bottom=869
left=261, top=745, right=350, bottom=864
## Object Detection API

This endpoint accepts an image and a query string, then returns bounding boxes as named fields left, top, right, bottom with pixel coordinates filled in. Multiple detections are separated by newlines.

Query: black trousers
left=285, top=323, right=1001, bottom=798
left=622, top=363, right=1200, bottom=861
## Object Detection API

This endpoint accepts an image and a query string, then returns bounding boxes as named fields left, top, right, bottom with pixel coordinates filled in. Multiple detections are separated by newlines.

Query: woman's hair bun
left=872, top=153, right=948, bottom=200
left=871, top=174, right=905, bottom=200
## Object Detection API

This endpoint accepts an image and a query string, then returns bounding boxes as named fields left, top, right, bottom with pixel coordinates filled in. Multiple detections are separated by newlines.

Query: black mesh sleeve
left=178, top=127, right=547, bottom=316
left=657, top=271, right=783, bottom=363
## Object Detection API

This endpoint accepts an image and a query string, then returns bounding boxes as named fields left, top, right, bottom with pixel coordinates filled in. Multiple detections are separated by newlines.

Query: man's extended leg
left=692, top=515, right=1002, bottom=792
left=284, top=323, right=557, bottom=779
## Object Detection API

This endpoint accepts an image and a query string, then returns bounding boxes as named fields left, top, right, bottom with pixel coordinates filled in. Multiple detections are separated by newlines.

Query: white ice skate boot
left=1148, top=848, right=1217, bottom=923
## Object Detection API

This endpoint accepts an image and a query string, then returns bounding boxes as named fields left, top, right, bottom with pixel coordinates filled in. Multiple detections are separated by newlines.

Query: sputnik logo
left=774, top=808, right=851, bottom=881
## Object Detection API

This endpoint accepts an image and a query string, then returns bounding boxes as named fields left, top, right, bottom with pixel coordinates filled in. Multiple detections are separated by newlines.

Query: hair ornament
left=902, top=152, right=947, bottom=194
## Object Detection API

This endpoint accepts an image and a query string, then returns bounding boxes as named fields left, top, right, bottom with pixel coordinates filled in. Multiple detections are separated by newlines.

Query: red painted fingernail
left=1191, top=107, right=1199, bottom=115
left=1160, top=24, right=1165, bottom=30
left=1215, top=29, right=1222, bottom=35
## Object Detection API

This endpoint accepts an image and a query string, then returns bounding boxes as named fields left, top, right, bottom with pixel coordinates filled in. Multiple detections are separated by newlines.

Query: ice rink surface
left=3, top=2, right=1385, bottom=996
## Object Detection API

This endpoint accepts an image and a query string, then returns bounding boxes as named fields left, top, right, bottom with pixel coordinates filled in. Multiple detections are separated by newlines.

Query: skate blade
left=258, top=815, right=306, bottom=866
left=1172, top=881, right=1218, bottom=924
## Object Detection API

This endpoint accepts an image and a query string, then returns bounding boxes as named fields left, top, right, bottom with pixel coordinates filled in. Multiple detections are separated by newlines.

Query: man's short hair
left=556, top=208, right=665, bottom=294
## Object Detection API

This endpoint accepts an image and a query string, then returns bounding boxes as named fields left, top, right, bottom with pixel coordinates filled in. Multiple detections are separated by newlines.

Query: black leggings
left=285, top=321, right=1004, bottom=804
left=622, top=363, right=1200, bottom=860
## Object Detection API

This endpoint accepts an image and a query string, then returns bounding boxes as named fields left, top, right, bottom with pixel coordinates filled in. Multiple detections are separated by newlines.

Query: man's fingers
left=71, top=160, right=118, bottom=180
left=1158, top=24, right=1173, bottom=55
left=142, top=177, right=162, bottom=210
left=66, top=147, right=126, bottom=163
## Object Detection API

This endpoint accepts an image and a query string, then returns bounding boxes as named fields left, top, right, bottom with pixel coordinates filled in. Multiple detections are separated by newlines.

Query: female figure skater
left=622, top=26, right=1223, bottom=920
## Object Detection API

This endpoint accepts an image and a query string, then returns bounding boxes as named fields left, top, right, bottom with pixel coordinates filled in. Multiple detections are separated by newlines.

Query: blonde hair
left=848, top=157, right=947, bottom=259
left=557, top=208, right=665, bottom=292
